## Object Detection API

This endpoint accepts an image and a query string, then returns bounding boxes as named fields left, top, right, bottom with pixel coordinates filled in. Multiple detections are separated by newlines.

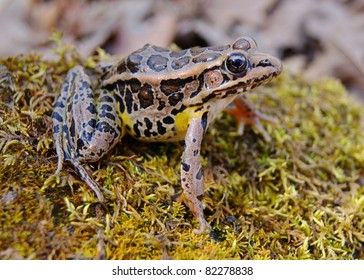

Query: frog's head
left=180, top=37, right=282, bottom=106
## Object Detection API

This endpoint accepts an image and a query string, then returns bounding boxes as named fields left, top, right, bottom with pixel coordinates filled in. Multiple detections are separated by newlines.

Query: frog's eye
left=225, top=53, right=248, bottom=75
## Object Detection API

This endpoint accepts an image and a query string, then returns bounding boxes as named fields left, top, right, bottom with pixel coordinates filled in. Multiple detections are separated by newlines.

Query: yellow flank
left=174, top=106, right=206, bottom=138
left=120, top=112, right=134, bottom=137
left=120, top=106, right=206, bottom=141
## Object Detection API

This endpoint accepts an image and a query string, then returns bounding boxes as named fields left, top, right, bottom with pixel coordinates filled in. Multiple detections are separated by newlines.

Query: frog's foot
left=226, top=95, right=278, bottom=142
left=54, top=139, right=106, bottom=202
left=183, top=192, right=212, bottom=234
left=193, top=216, right=212, bottom=235
left=73, top=159, right=106, bottom=203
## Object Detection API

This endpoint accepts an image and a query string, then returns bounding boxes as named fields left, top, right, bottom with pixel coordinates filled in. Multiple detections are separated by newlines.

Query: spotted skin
left=53, top=37, right=282, bottom=234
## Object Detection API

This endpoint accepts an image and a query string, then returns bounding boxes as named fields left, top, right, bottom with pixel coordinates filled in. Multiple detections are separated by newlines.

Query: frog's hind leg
left=53, top=66, right=123, bottom=202
left=225, top=95, right=278, bottom=142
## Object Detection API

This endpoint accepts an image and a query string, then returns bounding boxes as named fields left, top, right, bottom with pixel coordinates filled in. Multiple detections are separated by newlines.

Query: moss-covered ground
left=0, top=36, right=363, bottom=259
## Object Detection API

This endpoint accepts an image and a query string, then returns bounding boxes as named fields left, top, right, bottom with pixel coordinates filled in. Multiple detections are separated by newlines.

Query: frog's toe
left=193, top=218, right=212, bottom=235
left=241, top=111, right=278, bottom=142
left=72, top=160, right=106, bottom=202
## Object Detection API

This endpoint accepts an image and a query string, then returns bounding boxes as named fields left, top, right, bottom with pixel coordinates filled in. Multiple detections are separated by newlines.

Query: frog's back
left=108, top=42, right=231, bottom=80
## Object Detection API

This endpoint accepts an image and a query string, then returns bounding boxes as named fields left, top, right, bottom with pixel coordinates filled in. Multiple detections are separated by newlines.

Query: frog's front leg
left=181, top=113, right=212, bottom=234
left=53, top=66, right=123, bottom=202
left=226, top=95, right=278, bottom=142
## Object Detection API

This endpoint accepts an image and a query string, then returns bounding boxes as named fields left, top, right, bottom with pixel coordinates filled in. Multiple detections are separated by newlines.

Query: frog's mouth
left=201, top=67, right=281, bottom=103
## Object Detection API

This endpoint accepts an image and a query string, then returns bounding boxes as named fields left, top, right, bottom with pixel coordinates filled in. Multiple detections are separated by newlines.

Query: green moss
left=0, top=36, right=363, bottom=259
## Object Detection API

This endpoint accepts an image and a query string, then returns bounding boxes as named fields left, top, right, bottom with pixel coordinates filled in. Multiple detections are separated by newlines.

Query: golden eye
left=225, top=53, right=248, bottom=75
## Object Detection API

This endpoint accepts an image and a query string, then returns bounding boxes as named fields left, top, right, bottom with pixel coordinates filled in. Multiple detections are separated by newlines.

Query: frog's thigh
left=67, top=66, right=123, bottom=162
left=181, top=115, right=212, bottom=234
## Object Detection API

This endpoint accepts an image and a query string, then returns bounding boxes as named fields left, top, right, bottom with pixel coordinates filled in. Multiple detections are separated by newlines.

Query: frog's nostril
left=257, top=59, right=272, bottom=67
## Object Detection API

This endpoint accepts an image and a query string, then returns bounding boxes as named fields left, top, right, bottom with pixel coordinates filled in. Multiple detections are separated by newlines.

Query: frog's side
left=53, top=37, right=282, bottom=234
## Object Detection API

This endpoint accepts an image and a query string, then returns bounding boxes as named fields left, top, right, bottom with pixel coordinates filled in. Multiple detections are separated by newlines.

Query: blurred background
left=1, top=0, right=364, bottom=100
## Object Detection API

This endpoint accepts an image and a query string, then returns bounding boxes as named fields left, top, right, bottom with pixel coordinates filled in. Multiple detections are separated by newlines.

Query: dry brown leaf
left=0, top=0, right=47, bottom=56
left=258, top=0, right=364, bottom=98
left=304, top=3, right=364, bottom=92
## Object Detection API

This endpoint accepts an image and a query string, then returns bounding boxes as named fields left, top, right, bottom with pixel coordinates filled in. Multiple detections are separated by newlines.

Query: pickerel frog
left=53, top=37, right=282, bottom=234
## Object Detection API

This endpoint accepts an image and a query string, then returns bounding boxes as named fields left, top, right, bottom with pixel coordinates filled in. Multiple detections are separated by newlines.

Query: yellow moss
left=0, top=37, right=363, bottom=259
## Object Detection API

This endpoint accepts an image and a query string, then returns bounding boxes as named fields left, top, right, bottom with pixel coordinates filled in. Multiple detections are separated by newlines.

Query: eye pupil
left=232, top=58, right=243, bottom=68
left=226, top=53, right=248, bottom=74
